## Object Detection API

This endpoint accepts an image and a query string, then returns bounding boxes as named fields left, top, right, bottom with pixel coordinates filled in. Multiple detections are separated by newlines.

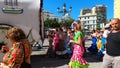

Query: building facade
left=114, top=0, right=120, bottom=18
left=43, top=10, right=58, bottom=21
left=79, top=5, right=107, bottom=35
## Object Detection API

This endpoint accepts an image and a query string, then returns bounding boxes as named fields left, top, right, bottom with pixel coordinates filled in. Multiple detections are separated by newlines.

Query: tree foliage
left=60, top=18, right=74, bottom=28
left=96, top=25, right=101, bottom=30
left=44, top=18, right=74, bottom=28
left=44, top=18, right=60, bottom=28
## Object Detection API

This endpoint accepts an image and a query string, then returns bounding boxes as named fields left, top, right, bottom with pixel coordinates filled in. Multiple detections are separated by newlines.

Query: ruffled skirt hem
left=68, top=60, right=89, bottom=68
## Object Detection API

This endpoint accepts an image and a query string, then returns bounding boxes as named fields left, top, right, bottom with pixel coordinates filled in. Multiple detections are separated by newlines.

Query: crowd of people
left=47, top=20, right=89, bottom=68
left=47, top=26, right=74, bottom=58
left=0, top=18, right=120, bottom=68
left=87, top=18, right=120, bottom=68
left=47, top=18, right=120, bottom=68
left=88, top=23, right=111, bottom=57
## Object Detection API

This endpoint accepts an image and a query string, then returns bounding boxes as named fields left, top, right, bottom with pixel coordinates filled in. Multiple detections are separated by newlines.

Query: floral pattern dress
left=2, top=39, right=32, bottom=68
left=68, top=31, right=89, bottom=68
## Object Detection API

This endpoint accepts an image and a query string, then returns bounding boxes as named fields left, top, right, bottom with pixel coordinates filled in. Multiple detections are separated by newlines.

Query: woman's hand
left=69, top=40, right=74, bottom=43
left=1, top=46, right=9, bottom=53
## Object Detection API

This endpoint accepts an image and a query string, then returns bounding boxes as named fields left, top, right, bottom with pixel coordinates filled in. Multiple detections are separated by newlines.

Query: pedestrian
left=68, top=20, right=89, bottom=68
left=64, top=30, right=72, bottom=55
left=48, top=30, right=54, bottom=49
left=88, top=29, right=98, bottom=53
left=68, top=29, right=74, bottom=53
left=55, top=28, right=66, bottom=56
left=98, top=23, right=111, bottom=57
left=0, top=27, right=32, bottom=68
left=102, top=18, right=120, bottom=68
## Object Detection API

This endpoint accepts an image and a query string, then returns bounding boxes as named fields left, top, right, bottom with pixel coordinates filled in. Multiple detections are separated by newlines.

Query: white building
left=79, top=5, right=107, bottom=34
left=43, top=10, right=58, bottom=20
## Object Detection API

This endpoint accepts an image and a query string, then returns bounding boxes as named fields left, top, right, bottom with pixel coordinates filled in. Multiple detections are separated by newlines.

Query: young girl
left=68, top=20, right=89, bottom=68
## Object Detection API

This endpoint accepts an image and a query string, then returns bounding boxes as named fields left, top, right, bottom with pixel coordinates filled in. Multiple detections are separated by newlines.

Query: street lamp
left=57, top=3, right=72, bottom=17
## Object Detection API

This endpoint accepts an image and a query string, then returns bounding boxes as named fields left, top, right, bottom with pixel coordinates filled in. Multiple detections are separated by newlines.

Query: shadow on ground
left=84, top=52, right=103, bottom=62
left=31, top=46, right=70, bottom=68
left=31, top=54, right=69, bottom=68
left=31, top=47, right=103, bottom=68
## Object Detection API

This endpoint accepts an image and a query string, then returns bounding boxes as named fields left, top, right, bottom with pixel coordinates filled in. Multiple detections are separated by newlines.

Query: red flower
left=12, top=54, right=16, bottom=58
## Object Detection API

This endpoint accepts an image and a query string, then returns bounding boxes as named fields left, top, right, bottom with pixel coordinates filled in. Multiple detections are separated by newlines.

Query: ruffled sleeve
left=3, top=43, right=24, bottom=68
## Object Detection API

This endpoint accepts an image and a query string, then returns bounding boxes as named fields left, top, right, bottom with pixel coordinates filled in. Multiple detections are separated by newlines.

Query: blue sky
left=43, top=0, right=113, bottom=20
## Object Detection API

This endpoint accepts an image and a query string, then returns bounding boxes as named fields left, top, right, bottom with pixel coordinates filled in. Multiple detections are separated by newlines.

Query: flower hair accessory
left=74, top=20, right=80, bottom=24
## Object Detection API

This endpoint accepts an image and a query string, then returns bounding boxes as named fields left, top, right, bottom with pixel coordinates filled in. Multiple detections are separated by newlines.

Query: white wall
left=0, top=0, right=41, bottom=41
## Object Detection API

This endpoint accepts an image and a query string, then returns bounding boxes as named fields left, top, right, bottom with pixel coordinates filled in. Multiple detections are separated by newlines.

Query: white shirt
left=103, top=30, right=110, bottom=38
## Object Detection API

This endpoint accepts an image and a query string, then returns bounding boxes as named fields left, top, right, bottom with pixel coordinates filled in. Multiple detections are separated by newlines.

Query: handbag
left=20, top=44, right=31, bottom=68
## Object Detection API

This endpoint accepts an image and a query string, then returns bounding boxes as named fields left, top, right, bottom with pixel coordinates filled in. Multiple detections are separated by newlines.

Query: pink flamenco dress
left=68, top=31, right=89, bottom=68
left=53, top=33, right=59, bottom=53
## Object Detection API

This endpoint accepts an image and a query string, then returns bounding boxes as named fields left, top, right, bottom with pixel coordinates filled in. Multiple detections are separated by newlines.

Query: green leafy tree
left=44, top=18, right=60, bottom=28
left=96, top=25, right=101, bottom=30
left=60, top=18, right=74, bottom=28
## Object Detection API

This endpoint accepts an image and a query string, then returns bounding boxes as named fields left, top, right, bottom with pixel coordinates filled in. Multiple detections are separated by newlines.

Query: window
left=84, top=21, right=86, bottom=24
left=93, top=20, right=95, bottom=23
left=82, top=9, right=91, bottom=14
left=88, top=17, right=89, bottom=19
left=4, top=0, right=18, bottom=7
left=88, top=21, right=89, bottom=23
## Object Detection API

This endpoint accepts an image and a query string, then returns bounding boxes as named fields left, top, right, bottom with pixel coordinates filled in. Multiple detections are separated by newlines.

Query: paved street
left=0, top=38, right=102, bottom=68
left=31, top=39, right=102, bottom=68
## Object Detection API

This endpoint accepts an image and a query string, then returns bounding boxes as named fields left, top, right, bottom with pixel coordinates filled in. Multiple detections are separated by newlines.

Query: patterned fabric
left=70, top=44, right=87, bottom=64
left=68, top=31, right=88, bottom=68
left=2, top=39, right=32, bottom=68
left=68, top=44, right=89, bottom=68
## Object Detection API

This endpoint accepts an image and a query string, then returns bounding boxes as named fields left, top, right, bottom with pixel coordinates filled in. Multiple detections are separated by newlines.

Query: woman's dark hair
left=59, top=28, right=63, bottom=31
left=92, top=29, right=96, bottom=33
left=6, top=27, right=26, bottom=42
left=56, top=28, right=63, bottom=32
left=56, top=28, right=59, bottom=32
